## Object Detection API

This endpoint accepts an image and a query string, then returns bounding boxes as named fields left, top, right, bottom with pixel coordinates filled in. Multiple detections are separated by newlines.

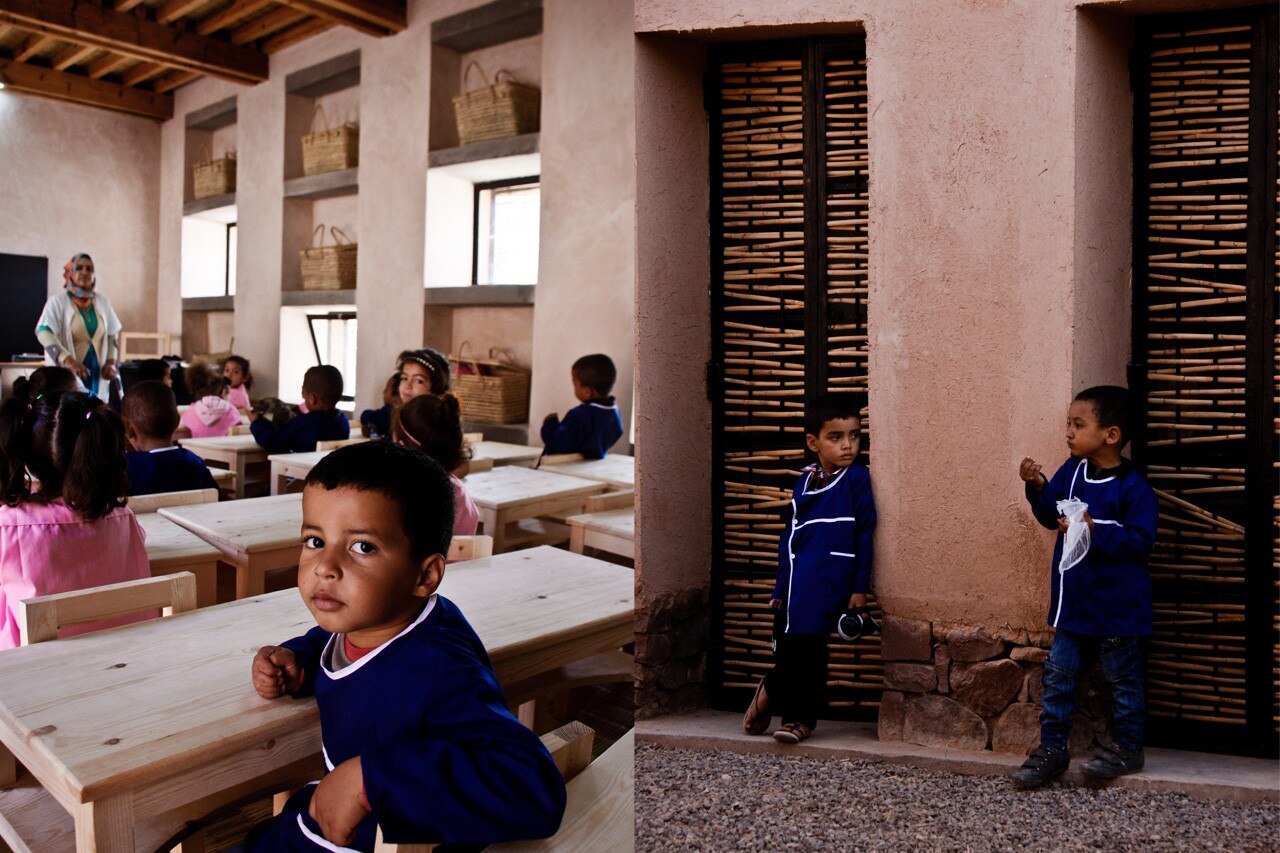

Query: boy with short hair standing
left=743, top=393, right=876, bottom=744
left=1013, top=385, right=1159, bottom=789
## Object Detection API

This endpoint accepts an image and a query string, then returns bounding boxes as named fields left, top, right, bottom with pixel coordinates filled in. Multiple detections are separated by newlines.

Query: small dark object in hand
left=252, top=396, right=294, bottom=430
left=836, top=607, right=881, bottom=642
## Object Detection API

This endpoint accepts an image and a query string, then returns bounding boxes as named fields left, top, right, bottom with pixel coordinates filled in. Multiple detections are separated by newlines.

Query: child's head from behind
left=571, top=354, right=616, bottom=402
left=138, top=359, right=172, bottom=387
left=396, top=349, right=450, bottom=404
left=302, top=365, right=344, bottom=411
left=804, top=393, right=861, bottom=472
left=223, top=355, right=251, bottom=390
left=186, top=360, right=228, bottom=400
left=0, top=391, right=127, bottom=518
left=11, top=366, right=77, bottom=403
left=301, top=442, right=454, bottom=641
left=122, top=380, right=180, bottom=442
left=393, top=393, right=467, bottom=473
left=1069, top=385, right=1131, bottom=459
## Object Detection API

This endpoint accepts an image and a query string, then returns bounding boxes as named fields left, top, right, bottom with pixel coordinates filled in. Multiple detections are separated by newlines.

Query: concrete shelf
left=281, top=289, right=357, bottom=307
left=425, top=285, right=535, bottom=306
left=183, top=194, right=236, bottom=217
left=183, top=296, right=235, bottom=312
left=428, top=133, right=539, bottom=168
left=283, top=168, right=358, bottom=201
left=432, top=0, right=541, bottom=52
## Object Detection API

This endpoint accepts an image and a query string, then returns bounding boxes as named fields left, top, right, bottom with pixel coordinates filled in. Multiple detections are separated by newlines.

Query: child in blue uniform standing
left=1012, top=385, right=1159, bottom=789
left=245, top=441, right=565, bottom=850
left=540, top=354, right=624, bottom=459
left=743, top=393, right=876, bottom=744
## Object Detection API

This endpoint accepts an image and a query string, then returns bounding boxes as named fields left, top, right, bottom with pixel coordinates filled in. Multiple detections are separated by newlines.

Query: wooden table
left=134, top=512, right=223, bottom=607
left=0, top=548, right=633, bottom=852
left=465, top=467, right=608, bottom=553
left=471, top=441, right=542, bottom=468
left=268, top=451, right=328, bottom=495
left=179, top=435, right=270, bottom=499
left=159, top=494, right=303, bottom=600
left=542, top=454, right=635, bottom=490
left=566, top=507, right=635, bottom=560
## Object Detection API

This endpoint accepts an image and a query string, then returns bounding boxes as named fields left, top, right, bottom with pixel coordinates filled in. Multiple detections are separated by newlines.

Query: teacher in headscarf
left=34, top=253, right=122, bottom=402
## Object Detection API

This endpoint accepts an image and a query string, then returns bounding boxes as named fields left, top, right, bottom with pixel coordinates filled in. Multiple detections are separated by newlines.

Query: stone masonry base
left=635, top=588, right=709, bottom=718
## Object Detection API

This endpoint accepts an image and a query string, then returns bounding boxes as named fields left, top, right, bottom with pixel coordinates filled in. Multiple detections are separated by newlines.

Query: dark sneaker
left=772, top=722, right=812, bottom=744
left=1011, top=745, right=1069, bottom=790
left=742, top=679, right=771, bottom=735
left=1081, top=742, right=1145, bottom=780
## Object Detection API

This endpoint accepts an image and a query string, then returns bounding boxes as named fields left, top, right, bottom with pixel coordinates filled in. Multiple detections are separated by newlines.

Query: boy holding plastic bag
left=1013, top=386, right=1159, bottom=790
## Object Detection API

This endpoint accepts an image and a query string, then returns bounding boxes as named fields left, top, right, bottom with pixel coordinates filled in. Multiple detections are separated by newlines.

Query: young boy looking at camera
left=245, top=442, right=565, bottom=851
left=742, top=393, right=876, bottom=745
left=1013, top=385, right=1159, bottom=789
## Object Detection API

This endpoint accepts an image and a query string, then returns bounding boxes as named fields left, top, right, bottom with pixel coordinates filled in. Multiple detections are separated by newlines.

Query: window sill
left=425, top=285, right=534, bottom=306
left=183, top=296, right=234, bottom=312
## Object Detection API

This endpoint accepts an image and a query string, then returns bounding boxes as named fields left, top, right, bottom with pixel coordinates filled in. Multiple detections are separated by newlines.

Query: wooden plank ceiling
left=0, top=0, right=405, bottom=119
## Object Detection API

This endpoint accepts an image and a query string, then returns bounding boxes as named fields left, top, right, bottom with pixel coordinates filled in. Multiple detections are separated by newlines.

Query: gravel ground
left=636, top=743, right=1280, bottom=852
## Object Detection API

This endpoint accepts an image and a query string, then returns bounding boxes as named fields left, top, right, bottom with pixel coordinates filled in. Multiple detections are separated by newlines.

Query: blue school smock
left=540, top=397, right=623, bottom=459
left=125, top=447, right=217, bottom=496
left=250, top=409, right=350, bottom=453
left=1025, top=457, right=1159, bottom=637
left=246, top=595, right=565, bottom=851
left=772, top=463, right=877, bottom=635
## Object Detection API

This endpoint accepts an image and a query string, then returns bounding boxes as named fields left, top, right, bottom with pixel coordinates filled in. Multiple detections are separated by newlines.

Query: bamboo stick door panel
left=708, top=40, right=879, bottom=717
left=1131, top=7, right=1278, bottom=755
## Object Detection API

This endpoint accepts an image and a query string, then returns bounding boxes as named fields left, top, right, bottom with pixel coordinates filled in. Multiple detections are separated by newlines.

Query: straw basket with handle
left=300, top=225, right=357, bottom=291
left=193, top=146, right=236, bottom=199
left=302, top=105, right=359, bottom=175
left=452, top=62, right=540, bottom=147
left=449, top=343, right=530, bottom=425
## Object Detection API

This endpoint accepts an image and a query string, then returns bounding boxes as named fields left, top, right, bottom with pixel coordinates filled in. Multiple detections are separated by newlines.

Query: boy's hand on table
left=310, top=757, right=369, bottom=846
left=1019, top=458, right=1046, bottom=490
left=251, top=645, right=303, bottom=699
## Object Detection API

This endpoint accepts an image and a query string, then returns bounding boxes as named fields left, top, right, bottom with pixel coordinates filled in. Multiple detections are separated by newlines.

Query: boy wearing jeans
left=1014, top=385, right=1159, bottom=789
left=742, top=393, right=876, bottom=744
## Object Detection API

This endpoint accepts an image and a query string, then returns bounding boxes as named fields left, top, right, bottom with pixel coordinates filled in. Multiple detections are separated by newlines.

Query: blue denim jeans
left=1040, top=628, right=1146, bottom=752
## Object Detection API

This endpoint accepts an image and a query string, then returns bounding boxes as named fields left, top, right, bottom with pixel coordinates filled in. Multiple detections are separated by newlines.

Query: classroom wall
left=0, top=92, right=160, bottom=342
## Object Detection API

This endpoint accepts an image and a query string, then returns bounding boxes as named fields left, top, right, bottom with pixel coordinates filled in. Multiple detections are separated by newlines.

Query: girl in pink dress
left=392, top=393, right=480, bottom=538
left=222, top=354, right=253, bottom=415
left=0, top=391, right=149, bottom=649
left=181, top=361, right=241, bottom=438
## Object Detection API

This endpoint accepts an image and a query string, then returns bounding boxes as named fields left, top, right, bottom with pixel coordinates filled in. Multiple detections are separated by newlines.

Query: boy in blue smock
left=1013, top=385, right=1159, bottom=789
left=121, top=380, right=217, bottom=496
left=742, top=393, right=876, bottom=744
left=250, top=365, right=350, bottom=453
left=540, top=354, right=624, bottom=459
left=245, top=442, right=565, bottom=850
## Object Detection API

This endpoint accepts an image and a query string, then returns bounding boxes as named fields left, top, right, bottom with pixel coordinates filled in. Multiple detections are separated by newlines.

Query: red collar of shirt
left=343, top=634, right=375, bottom=661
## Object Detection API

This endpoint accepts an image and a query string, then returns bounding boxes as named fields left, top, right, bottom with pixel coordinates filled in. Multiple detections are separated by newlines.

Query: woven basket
left=300, top=225, right=357, bottom=291
left=302, top=106, right=359, bottom=176
left=450, top=343, right=530, bottom=424
left=193, top=147, right=235, bottom=199
left=453, top=62, right=540, bottom=147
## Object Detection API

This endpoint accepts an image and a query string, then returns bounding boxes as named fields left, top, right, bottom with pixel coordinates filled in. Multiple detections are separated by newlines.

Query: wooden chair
left=372, top=722, right=595, bottom=853
left=505, top=650, right=634, bottom=731
left=128, top=487, right=219, bottom=515
left=18, top=573, right=198, bottom=645
left=120, top=331, right=172, bottom=361
left=316, top=437, right=369, bottom=451
left=230, top=423, right=252, bottom=436
left=448, top=535, right=494, bottom=562
left=466, top=456, right=495, bottom=473
left=463, top=432, right=484, bottom=445
left=585, top=490, right=633, bottom=511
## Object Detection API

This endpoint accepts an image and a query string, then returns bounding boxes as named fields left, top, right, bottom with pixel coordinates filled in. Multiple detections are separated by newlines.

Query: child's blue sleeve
left=249, top=416, right=288, bottom=452
left=1090, top=473, right=1159, bottom=560
left=278, top=626, right=331, bottom=698
left=252, top=413, right=308, bottom=453
left=361, top=652, right=566, bottom=845
left=850, top=467, right=877, bottom=595
left=541, top=406, right=592, bottom=455
left=1025, top=461, right=1069, bottom=530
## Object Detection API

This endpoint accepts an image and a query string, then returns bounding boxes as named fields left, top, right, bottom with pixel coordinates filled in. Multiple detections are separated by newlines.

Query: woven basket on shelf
left=302, top=106, right=359, bottom=175
left=193, top=147, right=236, bottom=199
left=452, top=62, right=540, bottom=147
left=449, top=343, right=530, bottom=425
left=300, top=225, right=357, bottom=291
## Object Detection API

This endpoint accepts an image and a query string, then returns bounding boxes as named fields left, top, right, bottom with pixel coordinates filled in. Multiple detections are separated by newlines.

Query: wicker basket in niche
left=302, top=105, right=359, bottom=176
left=300, top=225, right=357, bottom=291
left=452, top=62, right=540, bottom=147
left=193, top=148, right=236, bottom=199
left=449, top=343, right=530, bottom=425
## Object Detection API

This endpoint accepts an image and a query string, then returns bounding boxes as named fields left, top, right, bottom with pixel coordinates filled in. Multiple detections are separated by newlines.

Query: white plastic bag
left=1055, top=498, right=1090, bottom=573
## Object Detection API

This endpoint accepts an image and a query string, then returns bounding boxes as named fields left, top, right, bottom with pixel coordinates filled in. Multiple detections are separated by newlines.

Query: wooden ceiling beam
left=301, top=0, right=404, bottom=33
left=229, top=8, right=305, bottom=45
left=122, top=60, right=166, bottom=87
left=12, top=32, right=56, bottom=63
left=0, top=58, right=172, bottom=119
left=51, top=42, right=98, bottom=71
left=262, top=17, right=335, bottom=54
left=153, top=69, right=199, bottom=93
left=86, top=52, right=135, bottom=79
left=274, top=0, right=393, bottom=37
left=196, top=0, right=271, bottom=36
left=0, top=0, right=268, bottom=84
left=113, top=0, right=148, bottom=11
left=157, top=0, right=213, bottom=25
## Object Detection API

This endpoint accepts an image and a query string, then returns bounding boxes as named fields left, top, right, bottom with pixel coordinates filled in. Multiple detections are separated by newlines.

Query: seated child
left=743, top=393, right=876, bottom=744
left=222, top=354, right=253, bottom=415
left=181, top=361, right=241, bottom=438
left=396, top=348, right=451, bottom=404
left=9, top=366, right=78, bottom=403
left=392, top=394, right=480, bottom=535
left=137, top=358, right=172, bottom=387
left=0, top=391, right=150, bottom=649
left=540, top=354, right=624, bottom=459
left=1012, top=385, right=1158, bottom=789
left=250, top=365, right=350, bottom=453
left=122, top=380, right=217, bottom=496
left=359, top=372, right=398, bottom=439
left=245, top=442, right=565, bottom=850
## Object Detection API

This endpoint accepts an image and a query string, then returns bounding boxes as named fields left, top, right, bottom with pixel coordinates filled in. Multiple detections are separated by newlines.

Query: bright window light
left=475, top=179, right=539, bottom=285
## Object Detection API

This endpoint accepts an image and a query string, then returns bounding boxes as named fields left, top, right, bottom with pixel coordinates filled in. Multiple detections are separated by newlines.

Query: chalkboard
left=0, top=253, right=48, bottom=361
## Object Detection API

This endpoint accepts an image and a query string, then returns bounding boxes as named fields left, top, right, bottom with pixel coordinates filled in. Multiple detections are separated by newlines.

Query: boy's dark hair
left=572, top=354, right=616, bottom=396
left=122, top=380, right=180, bottom=439
left=396, top=349, right=451, bottom=395
left=10, top=366, right=77, bottom=403
left=185, top=360, right=228, bottom=399
left=305, top=441, right=454, bottom=561
left=138, top=359, right=170, bottom=383
left=805, top=393, right=861, bottom=436
left=224, top=355, right=252, bottom=389
left=0, top=391, right=128, bottom=519
left=394, top=393, right=469, bottom=473
left=303, top=365, right=344, bottom=409
left=1074, top=385, right=1133, bottom=448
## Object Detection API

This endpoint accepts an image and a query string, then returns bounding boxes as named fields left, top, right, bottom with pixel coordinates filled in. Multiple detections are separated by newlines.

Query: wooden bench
left=19, top=573, right=197, bottom=646
left=127, top=487, right=219, bottom=515
left=448, top=535, right=494, bottom=562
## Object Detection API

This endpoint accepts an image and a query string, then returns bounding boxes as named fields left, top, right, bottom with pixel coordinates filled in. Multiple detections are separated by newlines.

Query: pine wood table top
left=134, top=511, right=224, bottom=569
left=465, top=466, right=606, bottom=511
left=158, top=494, right=302, bottom=560
left=178, top=434, right=268, bottom=457
left=542, top=454, right=635, bottom=489
left=470, top=441, right=542, bottom=466
left=566, top=508, right=635, bottom=540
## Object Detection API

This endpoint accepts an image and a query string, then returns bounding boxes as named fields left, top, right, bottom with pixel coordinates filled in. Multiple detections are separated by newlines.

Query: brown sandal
left=772, top=722, right=812, bottom=744
left=742, top=678, right=771, bottom=735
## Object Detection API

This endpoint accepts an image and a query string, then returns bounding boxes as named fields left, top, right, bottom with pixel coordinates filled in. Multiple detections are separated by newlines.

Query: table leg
left=569, top=526, right=586, bottom=555
left=75, top=793, right=134, bottom=851
left=271, top=462, right=283, bottom=496
left=235, top=560, right=266, bottom=600
left=0, top=740, right=15, bottom=786
left=490, top=510, right=507, bottom=554
left=190, top=561, right=219, bottom=608
left=234, top=454, right=248, bottom=500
